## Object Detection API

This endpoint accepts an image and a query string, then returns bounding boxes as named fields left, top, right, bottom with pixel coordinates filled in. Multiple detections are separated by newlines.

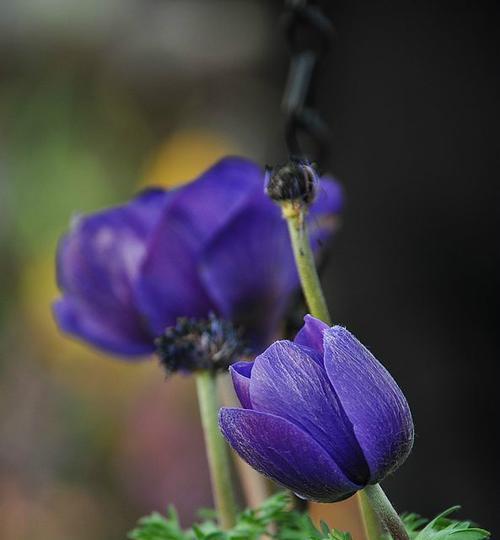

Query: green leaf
left=406, top=507, right=490, bottom=540
left=127, top=506, right=190, bottom=540
left=401, top=512, right=430, bottom=539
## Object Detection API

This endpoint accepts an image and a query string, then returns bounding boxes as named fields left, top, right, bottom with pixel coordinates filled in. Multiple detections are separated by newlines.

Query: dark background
left=0, top=0, right=497, bottom=537
left=315, top=0, right=499, bottom=531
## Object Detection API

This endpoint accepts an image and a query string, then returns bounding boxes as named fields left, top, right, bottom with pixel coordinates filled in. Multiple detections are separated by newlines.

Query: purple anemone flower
left=54, top=157, right=342, bottom=358
left=219, top=315, right=414, bottom=502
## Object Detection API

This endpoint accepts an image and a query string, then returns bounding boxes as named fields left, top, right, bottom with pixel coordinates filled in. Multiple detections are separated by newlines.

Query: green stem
left=361, top=485, right=409, bottom=540
left=358, top=489, right=382, bottom=540
left=285, top=208, right=331, bottom=324
left=195, top=371, right=238, bottom=529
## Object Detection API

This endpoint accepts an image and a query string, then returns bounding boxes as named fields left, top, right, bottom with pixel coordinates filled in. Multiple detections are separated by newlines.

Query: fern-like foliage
left=128, top=493, right=490, bottom=540
left=128, top=492, right=350, bottom=540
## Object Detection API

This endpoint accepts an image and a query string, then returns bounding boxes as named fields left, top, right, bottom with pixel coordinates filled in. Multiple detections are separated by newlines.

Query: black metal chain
left=281, top=0, right=334, bottom=167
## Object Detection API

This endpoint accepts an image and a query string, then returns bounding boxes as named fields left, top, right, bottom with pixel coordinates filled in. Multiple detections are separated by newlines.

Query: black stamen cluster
left=155, top=313, right=247, bottom=376
left=265, top=159, right=318, bottom=206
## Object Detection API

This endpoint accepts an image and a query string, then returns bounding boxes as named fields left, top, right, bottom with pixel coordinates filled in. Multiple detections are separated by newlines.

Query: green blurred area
left=2, top=71, right=150, bottom=255
left=0, top=1, right=274, bottom=538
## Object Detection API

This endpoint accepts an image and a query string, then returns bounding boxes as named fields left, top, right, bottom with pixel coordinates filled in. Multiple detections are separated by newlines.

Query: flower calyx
left=265, top=159, right=320, bottom=217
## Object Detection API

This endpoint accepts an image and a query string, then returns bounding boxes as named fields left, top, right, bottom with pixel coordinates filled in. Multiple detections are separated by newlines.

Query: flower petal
left=55, top=189, right=168, bottom=354
left=135, top=157, right=262, bottom=335
left=219, top=407, right=360, bottom=502
left=323, top=327, right=414, bottom=483
left=200, top=194, right=297, bottom=351
left=57, top=188, right=168, bottom=298
left=308, top=177, right=343, bottom=249
left=53, top=298, right=154, bottom=357
left=313, top=177, right=344, bottom=214
left=199, top=174, right=341, bottom=351
left=294, top=314, right=329, bottom=355
left=250, top=340, right=370, bottom=484
left=230, top=361, right=254, bottom=409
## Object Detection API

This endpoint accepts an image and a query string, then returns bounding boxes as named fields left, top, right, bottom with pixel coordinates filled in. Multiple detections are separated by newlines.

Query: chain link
left=281, top=0, right=334, bottom=166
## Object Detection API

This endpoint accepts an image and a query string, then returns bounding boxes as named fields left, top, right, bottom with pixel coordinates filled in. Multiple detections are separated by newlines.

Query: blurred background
left=0, top=0, right=498, bottom=538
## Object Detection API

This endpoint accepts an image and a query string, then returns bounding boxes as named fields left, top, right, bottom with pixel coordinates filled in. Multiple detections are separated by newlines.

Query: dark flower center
left=155, top=313, right=248, bottom=375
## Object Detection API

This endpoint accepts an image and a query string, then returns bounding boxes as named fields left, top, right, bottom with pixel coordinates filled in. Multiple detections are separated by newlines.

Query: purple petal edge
left=323, top=326, right=414, bottom=483
left=219, top=407, right=360, bottom=502
left=230, top=361, right=254, bottom=409
left=53, top=298, right=154, bottom=357
left=294, top=314, right=329, bottom=355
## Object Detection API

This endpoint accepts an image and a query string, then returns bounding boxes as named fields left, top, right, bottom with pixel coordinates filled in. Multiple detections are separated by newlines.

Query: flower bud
left=219, top=315, right=414, bottom=502
left=265, top=159, right=320, bottom=208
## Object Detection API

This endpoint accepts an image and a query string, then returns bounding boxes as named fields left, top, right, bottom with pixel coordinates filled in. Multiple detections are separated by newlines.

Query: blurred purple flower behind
left=219, top=315, right=414, bottom=502
left=54, top=157, right=342, bottom=357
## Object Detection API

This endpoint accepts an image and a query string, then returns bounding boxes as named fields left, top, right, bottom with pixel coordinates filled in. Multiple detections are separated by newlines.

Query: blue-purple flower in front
left=219, top=315, right=414, bottom=502
left=54, top=157, right=342, bottom=358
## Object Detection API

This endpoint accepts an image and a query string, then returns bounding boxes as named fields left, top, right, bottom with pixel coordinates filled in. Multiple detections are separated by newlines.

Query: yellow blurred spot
left=141, top=129, right=238, bottom=188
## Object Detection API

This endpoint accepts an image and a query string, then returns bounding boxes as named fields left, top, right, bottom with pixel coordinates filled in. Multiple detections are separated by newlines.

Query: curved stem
left=357, top=488, right=383, bottom=540
left=361, top=485, right=409, bottom=540
left=284, top=206, right=331, bottom=325
left=195, top=371, right=238, bottom=529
